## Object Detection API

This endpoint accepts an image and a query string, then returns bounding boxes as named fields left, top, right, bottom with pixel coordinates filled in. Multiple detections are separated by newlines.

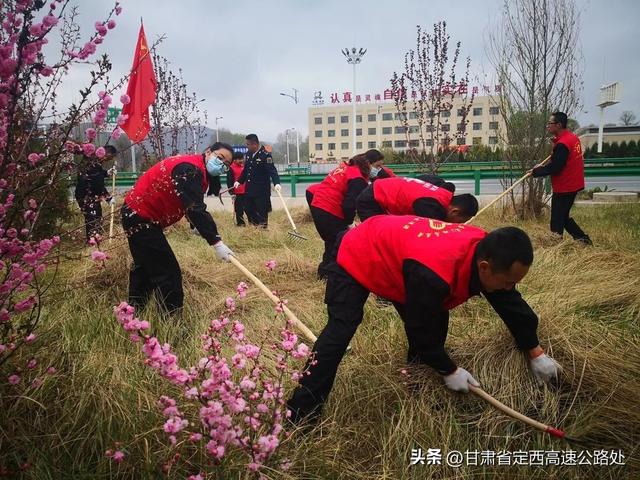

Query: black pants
left=309, top=206, right=349, bottom=279
left=355, top=186, right=385, bottom=222
left=121, top=204, right=183, bottom=315
left=286, top=235, right=436, bottom=422
left=244, top=195, right=270, bottom=227
left=550, top=191, right=590, bottom=241
left=77, top=197, right=103, bottom=242
left=233, top=195, right=246, bottom=226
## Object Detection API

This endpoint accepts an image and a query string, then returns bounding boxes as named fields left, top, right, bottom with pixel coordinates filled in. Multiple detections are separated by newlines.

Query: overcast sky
left=55, top=0, right=639, bottom=141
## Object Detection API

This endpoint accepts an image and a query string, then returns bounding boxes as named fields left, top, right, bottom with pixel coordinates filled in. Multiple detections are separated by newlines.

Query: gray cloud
left=52, top=0, right=640, bottom=141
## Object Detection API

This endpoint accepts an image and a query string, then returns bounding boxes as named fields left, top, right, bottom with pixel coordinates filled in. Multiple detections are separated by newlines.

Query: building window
left=328, top=130, right=335, bottom=137
left=368, top=127, right=376, bottom=135
left=394, top=126, right=406, bottom=134
left=472, top=137, right=482, bottom=145
left=368, top=141, right=376, bottom=148
left=340, top=115, right=349, bottom=123
left=356, top=115, right=362, bottom=123
left=409, top=140, right=419, bottom=147
left=425, top=139, right=433, bottom=146
left=409, top=112, right=418, bottom=119
left=489, top=137, right=498, bottom=145
left=394, top=112, right=407, bottom=121
left=382, top=113, right=393, bottom=121
left=457, top=122, right=466, bottom=132
left=473, top=107, right=483, bottom=116
left=489, top=106, right=500, bottom=115
left=382, top=140, right=392, bottom=147
left=456, top=137, right=466, bottom=145
left=441, top=110, right=451, bottom=118
left=368, top=113, right=377, bottom=122
left=425, top=125, right=434, bottom=133
left=356, top=142, right=362, bottom=149
left=328, top=143, right=336, bottom=150
left=356, top=128, right=362, bottom=136
left=314, top=117, right=322, bottom=125
left=341, top=129, right=349, bottom=136
left=341, top=142, right=349, bottom=150
left=441, top=124, right=450, bottom=132
left=382, top=127, right=392, bottom=135
left=409, top=125, right=419, bottom=134
left=489, top=121, right=499, bottom=130
left=394, top=140, right=407, bottom=148
left=473, top=122, right=482, bottom=131
left=314, top=130, right=322, bottom=138
left=328, top=116, right=335, bottom=124
left=315, top=144, right=322, bottom=151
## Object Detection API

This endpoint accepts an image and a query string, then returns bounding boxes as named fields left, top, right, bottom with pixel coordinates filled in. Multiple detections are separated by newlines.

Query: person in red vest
left=371, top=164, right=396, bottom=181
left=121, top=142, right=235, bottom=315
left=226, top=151, right=247, bottom=226
left=287, top=216, right=561, bottom=423
left=529, top=111, right=592, bottom=245
left=306, top=149, right=384, bottom=279
left=356, top=175, right=478, bottom=222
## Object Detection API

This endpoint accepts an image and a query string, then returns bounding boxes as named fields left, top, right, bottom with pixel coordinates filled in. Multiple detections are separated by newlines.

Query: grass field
left=1, top=202, right=639, bottom=479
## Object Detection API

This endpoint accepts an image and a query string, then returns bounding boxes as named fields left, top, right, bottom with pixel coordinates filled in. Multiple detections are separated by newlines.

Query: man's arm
left=238, top=159, right=249, bottom=184
left=341, top=177, right=368, bottom=224
left=171, top=163, right=221, bottom=245
left=532, top=144, right=569, bottom=177
left=483, top=288, right=540, bottom=351
left=412, top=198, right=447, bottom=220
left=263, top=151, right=280, bottom=186
left=401, top=259, right=456, bottom=375
left=226, top=167, right=236, bottom=190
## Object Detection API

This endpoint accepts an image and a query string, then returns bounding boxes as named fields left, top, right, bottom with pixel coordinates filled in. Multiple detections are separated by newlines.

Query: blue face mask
left=369, top=166, right=381, bottom=179
left=206, top=155, right=226, bottom=176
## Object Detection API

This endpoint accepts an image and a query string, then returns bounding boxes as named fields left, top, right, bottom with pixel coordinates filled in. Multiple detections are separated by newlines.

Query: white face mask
left=369, top=166, right=381, bottom=179
left=206, top=155, right=227, bottom=176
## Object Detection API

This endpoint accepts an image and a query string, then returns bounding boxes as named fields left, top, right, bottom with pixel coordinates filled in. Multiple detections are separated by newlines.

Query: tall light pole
left=215, top=116, right=223, bottom=142
left=285, top=128, right=291, bottom=166
left=342, top=47, right=366, bottom=155
left=280, top=89, right=300, bottom=170
left=280, top=89, right=299, bottom=104
left=291, top=127, right=300, bottom=168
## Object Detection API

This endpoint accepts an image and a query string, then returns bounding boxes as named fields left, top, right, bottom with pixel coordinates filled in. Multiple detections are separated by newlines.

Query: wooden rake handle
left=469, top=385, right=565, bottom=438
left=229, top=255, right=317, bottom=344
left=464, top=155, right=551, bottom=225
left=108, top=166, right=117, bottom=240
left=275, top=188, right=298, bottom=231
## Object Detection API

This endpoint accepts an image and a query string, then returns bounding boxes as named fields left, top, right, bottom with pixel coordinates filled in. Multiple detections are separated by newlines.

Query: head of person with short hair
left=476, top=226, right=533, bottom=292
left=445, top=194, right=478, bottom=223
left=232, top=150, right=245, bottom=165
left=204, top=141, right=234, bottom=177
left=102, top=145, right=117, bottom=162
left=245, top=133, right=260, bottom=154
left=547, top=111, right=568, bottom=136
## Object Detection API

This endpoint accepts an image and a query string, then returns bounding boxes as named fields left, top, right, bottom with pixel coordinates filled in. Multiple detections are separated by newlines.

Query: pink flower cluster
left=114, top=280, right=312, bottom=473
left=265, top=259, right=277, bottom=272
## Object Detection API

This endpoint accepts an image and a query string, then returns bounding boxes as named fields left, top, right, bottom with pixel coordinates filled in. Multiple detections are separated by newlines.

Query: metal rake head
left=288, top=230, right=308, bottom=242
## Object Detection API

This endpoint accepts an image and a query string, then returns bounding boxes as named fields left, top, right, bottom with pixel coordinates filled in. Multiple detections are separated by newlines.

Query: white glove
left=108, top=197, right=116, bottom=206
left=233, top=181, right=240, bottom=189
left=107, top=167, right=117, bottom=176
left=443, top=367, right=480, bottom=393
left=213, top=241, right=234, bottom=262
left=274, top=184, right=282, bottom=193
left=530, top=353, right=561, bottom=384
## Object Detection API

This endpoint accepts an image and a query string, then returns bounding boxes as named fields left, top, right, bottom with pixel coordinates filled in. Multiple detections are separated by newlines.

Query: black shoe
left=576, top=236, right=593, bottom=246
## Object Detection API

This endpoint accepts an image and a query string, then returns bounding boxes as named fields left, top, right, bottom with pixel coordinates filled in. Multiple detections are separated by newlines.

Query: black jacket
left=75, top=162, right=109, bottom=202
left=238, top=146, right=280, bottom=197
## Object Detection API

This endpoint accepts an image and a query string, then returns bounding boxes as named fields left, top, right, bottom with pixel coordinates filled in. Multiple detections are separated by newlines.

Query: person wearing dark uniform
left=287, top=216, right=561, bottom=422
left=121, top=142, right=235, bottom=315
left=75, top=145, right=116, bottom=242
left=306, top=149, right=384, bottom=279
left=236, top=134, right=280, bottom=228
left=227, top=151, right=247, bottom=226
left=356, top=176, right=478, bottom=223
left=370, top=164, right=395, bottom=182
left=529, top=111, right=591, bottom=245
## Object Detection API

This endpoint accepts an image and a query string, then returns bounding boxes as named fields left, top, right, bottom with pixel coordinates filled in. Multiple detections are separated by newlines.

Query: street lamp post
left=285, top=128, right=291, bottom=166
left=342, top=47, right=366, bottom=155
left=215, top=116, right=223, bottom=142
left=280, top=89, right=299, bottom=104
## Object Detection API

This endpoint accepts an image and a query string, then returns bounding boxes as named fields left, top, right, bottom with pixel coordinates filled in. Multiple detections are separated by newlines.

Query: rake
left=229, top=255, right=317, bottom=343
left=469, top=384, right=587, bottom=446
left=108, top=165, right=117, bottom=242
left=464, top=155, right=551, bottom=225
left=275, top=188, right=308, bottom=241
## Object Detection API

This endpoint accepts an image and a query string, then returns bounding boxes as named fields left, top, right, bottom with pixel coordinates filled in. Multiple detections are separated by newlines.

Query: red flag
left=121, top=23, right=156, bottom=143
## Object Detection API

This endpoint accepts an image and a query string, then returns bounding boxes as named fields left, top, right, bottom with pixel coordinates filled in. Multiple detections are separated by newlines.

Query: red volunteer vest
left=373, top=177, right=454, bottom=215
left=125, top=154, right=208, bottom=228
left=381, top=166, right=395, bottom=177
left=229, top=162, right=246, bottom=194
left=307, top=183, right=320, bottom=196
left=551, top=130, right=585, bottom=193
left=337, top=215, right=486, bottom=309
left=311, top=162, right=368, bottom=219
